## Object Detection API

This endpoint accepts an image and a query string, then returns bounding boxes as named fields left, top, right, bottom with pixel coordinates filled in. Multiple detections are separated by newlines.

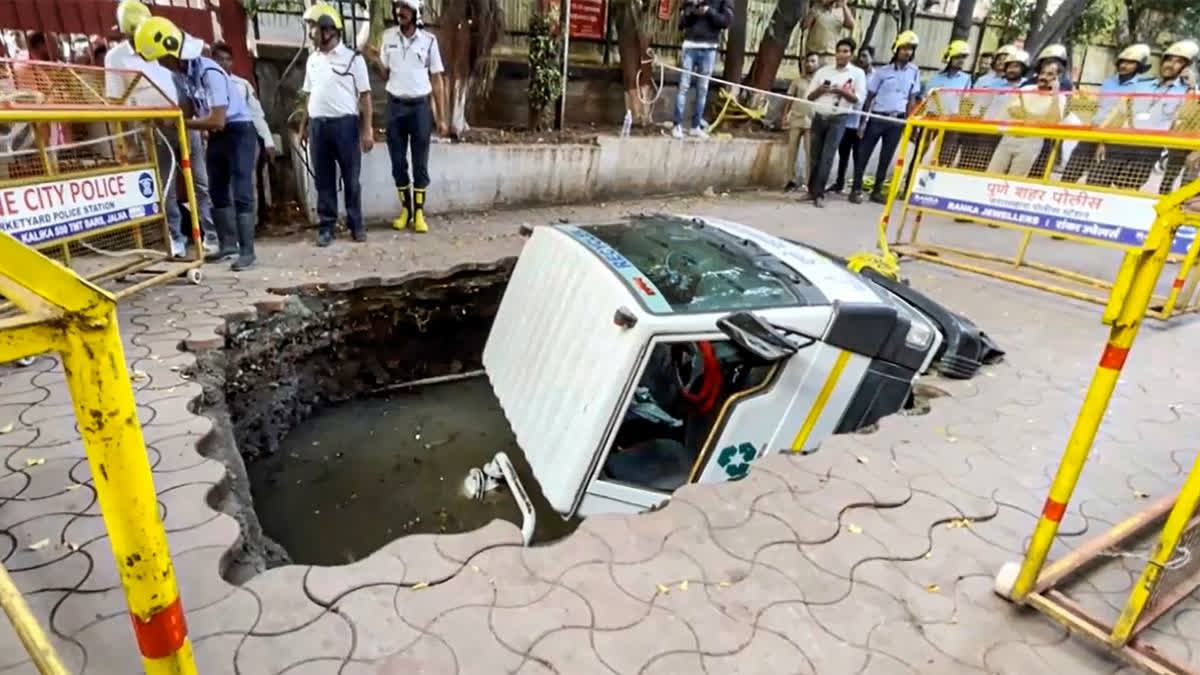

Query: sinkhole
left=192, top=258, right=954, bottom=575
left=194, top=260, right=577, bottom=571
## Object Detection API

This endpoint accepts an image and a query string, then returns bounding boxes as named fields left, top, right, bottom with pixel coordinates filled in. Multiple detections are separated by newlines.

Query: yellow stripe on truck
left=790, top=349, right=852, bottom=452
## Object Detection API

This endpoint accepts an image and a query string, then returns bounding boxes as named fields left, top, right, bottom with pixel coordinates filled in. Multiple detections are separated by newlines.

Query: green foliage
left=240, top=0, right=305, bottom=19
left=1064, top=0, right=1116, bottom=47
left=528, top=11, right=562, bottom=130
left=987, top=0, right=1114, bottom=47
left=1123, top=0, right=1200, bottom=45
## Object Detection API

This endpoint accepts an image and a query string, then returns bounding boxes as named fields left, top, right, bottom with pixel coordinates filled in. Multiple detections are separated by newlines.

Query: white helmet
left=1165, top=39, right=1200, bottom=65
left=393, top=0, right=422, bottom=15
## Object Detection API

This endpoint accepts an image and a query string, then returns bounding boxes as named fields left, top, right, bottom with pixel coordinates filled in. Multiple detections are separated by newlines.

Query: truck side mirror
left=716, top=312, right=798, bottom=363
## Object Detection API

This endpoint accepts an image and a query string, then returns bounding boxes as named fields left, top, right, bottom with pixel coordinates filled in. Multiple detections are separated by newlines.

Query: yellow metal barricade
left=991, top=176, right=1200, bottom=673
left=878, top=87, right=1200, bottom=321
left=0, top=61, right=200, bottom=674
left=0, top=59, right=204, bottom=300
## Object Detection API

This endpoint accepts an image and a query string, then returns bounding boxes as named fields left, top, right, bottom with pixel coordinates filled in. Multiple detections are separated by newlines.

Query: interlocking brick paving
left=1, top=192, right=1197, bottom=674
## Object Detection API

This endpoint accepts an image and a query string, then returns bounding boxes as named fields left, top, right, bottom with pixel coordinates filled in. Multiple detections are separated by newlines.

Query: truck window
left=568, top=216, right=827, bottom=313
left=599, top=338, right=774, bottom=493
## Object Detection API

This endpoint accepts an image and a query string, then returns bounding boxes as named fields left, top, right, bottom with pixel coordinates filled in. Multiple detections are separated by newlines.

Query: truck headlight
left=905, top=321, right=934, bottom=350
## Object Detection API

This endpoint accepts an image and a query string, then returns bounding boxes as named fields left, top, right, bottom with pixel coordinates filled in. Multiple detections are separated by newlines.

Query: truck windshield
left=570, top=217, right=824, bottom=313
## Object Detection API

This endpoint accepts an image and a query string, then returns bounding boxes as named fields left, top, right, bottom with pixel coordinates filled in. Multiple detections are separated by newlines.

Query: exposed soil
left=190, top=260, right=519, bottom=576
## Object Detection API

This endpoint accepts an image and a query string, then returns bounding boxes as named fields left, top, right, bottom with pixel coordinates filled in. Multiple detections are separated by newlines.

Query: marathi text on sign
left=0, top=168, right=161, bottom=247
left=570, top=0, right=606, bottom=39
left=908, top=169, right=1195, bottom=255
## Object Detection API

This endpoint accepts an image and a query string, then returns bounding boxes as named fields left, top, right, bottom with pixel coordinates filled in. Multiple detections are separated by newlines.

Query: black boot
left=231, top=212, right=257, bottom=271
left=204, top=207, right=238, bottom=263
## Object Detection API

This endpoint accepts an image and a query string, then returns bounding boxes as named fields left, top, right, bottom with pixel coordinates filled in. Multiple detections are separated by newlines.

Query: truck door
left=579, top=335, right=779, bottom=515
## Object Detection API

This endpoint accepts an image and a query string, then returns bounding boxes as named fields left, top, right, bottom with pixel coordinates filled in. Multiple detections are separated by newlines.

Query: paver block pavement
left=1, top=193, right=1199, bottom=673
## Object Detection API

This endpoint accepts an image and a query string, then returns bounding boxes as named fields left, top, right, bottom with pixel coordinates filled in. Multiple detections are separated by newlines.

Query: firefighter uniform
left=1061, top=44, right=1152, bottom=184
left=852, top=30, right=920, bottom=203
left=1089, top=41, right=1195, bottom=192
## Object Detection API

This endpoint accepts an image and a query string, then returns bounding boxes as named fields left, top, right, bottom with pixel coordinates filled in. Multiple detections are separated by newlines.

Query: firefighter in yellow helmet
left=849, top=29, right=920, bottom=204
left=297, top=2, right=374, bottom=247
left=915, top=40, right=973, bottom=168
left=136, top=16, right=261, bottom=270
left=1061, top=43, right=1153, bottom=184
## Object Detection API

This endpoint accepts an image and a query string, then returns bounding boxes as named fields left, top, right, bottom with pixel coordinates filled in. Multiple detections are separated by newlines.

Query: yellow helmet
left=1165, top=39, right=1200, bottom=64
left=116, top=0, right=151, bottom=36
left=1036, top=43, right=1068, bottom=65
left=893, top=30, right=919, bottom=52
left=303, top=2, right=344, bottom=31
left=993, top=44, right=1016, bottom=65
left=133, top=16, right=184, bottom=62
left=943, top=39, right=971, bottom=62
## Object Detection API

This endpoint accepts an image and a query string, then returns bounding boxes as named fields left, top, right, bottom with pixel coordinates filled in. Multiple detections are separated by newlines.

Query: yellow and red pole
left=174, top=114, right=203, bottom=256
left=1008, top=205, right=1185, bottom=602
left=60, top=305, right=196, bottom=674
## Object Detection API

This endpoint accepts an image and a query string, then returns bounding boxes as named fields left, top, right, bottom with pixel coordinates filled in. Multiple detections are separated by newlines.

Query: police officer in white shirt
left=367, top=0, right=448, bottom=234
left=298, top=2, right=374, bottom=247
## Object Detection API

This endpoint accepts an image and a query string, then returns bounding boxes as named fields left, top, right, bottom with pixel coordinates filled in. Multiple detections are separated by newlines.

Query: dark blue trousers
left=386, top=96, right=433, bottom=189
left=309, top=115, right=364, bottom=235
left=853, top=116, right=905, bottom=194
left=207, top=121, right=257, bottom=215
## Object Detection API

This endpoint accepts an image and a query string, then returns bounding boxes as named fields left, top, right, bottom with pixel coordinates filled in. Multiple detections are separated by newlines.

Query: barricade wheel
left=187, top=268, right=203, bottom=284
left=994, top=560, right=1020, bottom=599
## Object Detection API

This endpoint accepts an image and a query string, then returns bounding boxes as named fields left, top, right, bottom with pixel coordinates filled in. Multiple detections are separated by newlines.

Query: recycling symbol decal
left=717, top=442, right=758, bottom=478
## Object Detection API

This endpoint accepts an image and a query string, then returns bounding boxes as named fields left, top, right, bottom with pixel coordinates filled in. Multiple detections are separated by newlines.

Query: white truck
left=471, top=214, right=946, bottom=541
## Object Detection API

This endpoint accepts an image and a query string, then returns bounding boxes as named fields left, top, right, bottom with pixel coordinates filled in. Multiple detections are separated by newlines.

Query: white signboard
left=0, top=169, right=161, bottom=247
left=908, top=169, right=1195, bottom=255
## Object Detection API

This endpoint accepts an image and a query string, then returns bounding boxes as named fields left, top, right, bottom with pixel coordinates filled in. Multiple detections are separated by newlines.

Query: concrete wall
left=292, top=135, right=790, bottom=224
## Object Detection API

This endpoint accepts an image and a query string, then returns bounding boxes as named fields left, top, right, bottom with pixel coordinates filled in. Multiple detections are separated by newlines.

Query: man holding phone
left=804, top=37, right=866, bottom=207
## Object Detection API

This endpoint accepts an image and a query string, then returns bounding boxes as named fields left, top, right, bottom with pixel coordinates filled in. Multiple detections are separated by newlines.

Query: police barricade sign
left=0, top=59, right=203, bottom=298
left=881, top=88, right=1200, bottom=322
left=907, top=170, right=1196, bottom=254
left=1, top=169, right=161, bottom=247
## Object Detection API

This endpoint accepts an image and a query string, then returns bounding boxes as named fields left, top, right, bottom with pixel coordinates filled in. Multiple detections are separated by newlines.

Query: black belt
left=389, top=94, right=430, bottom=103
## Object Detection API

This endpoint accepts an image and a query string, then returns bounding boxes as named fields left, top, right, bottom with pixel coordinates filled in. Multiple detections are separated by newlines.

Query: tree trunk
left=1025, top=0, right=1086, bottom=60
left=1026, top=0, right=1049, bottom=40
left=744, top=0, right=808, bottom=93
left=862, top=0, right=890, bottom=50
left=897, top=0, right=917, bottom=31
left=431, top=0, right=503, bottom=136
left=950, top=0, right=975, bottom=40
left=616, top=7, right=653, bottom=124
left=722, top=0, right=750, bottom=84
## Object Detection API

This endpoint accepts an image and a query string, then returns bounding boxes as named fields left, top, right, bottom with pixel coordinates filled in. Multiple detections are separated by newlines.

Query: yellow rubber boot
left=392, top=185, right=411, bottom=230
left=413, top=188, right=428, bottom=233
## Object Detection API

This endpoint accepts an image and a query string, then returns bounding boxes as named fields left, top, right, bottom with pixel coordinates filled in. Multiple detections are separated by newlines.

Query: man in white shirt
left=987, top=60, right=1068, bottom=177
left=804, top=37, right=866, bottom=207
left=298, top=2, right=374, bottom=247
left=366, top=0, right=447, bottom=234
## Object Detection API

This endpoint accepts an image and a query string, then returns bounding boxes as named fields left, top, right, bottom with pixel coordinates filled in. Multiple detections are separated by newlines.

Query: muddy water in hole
left=248, top=377, right=579, bottom=566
